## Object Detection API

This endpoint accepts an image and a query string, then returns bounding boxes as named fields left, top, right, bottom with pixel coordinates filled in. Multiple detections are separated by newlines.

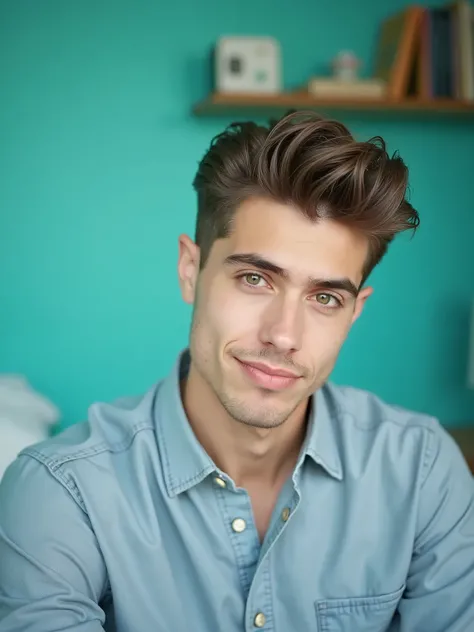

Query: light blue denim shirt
left=1, top=350, right=473, bottom=632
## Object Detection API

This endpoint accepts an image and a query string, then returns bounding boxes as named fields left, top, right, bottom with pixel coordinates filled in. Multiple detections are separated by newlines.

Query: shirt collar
left=154, top=350, right=343, bottom=498
left=154, top=350, right=216, bottom=498
left=301, top=385, right=343, bottom=480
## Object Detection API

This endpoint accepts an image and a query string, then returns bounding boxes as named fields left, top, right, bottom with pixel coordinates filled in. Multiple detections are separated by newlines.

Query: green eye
left=316, top=293, right=332, bottom=305
left=315, top=293, right=342, bottom=308
left=244, top=273, right=263, bottom=286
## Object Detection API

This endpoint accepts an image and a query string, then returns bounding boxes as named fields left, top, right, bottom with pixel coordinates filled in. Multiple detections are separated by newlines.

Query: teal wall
left=1, top=0, right=473, bottom=428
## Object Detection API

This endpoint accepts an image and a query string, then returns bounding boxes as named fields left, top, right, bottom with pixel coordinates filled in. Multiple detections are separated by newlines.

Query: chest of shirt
left=83, top=455, right=416, bottom=632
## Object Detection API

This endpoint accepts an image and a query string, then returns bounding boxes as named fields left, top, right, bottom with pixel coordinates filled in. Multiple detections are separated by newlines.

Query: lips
left=240, top=360, right=299, bottom=379
left=235, top=358, right=301, bottom=391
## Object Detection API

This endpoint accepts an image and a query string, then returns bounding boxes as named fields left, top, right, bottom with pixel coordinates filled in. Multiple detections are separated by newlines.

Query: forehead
left=219, top=197, right=369, bottom=284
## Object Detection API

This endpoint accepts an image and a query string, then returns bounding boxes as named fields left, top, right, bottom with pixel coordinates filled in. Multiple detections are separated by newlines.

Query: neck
left=181, top=362, right=310, bottom=488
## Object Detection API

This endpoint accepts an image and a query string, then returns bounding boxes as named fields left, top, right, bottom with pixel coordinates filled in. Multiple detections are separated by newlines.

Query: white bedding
left=0, top=375, right=60, bottom=480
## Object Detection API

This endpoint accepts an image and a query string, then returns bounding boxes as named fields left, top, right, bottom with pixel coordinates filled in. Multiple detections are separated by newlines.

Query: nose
left=259, top=294, right=304, bottom=353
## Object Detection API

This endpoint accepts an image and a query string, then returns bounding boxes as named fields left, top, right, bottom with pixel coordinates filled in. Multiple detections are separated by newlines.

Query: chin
left=219, top=391, right=299, bottom=429
left=236, top=417, right=288, bottom=430
left=230, top=408, right=290, bottom=429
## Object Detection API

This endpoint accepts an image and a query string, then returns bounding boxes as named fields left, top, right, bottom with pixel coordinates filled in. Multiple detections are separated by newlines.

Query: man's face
left=178, top=197, right=372, bottom=429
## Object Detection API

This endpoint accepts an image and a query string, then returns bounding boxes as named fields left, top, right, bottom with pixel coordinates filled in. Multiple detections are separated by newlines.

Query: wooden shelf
left=193, top=92, right=474, bottom=116
left=449, top=428, right=474, bottom=474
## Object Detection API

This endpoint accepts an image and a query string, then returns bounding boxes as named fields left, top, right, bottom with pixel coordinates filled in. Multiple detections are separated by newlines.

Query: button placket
left=214, top=480, right=260, bottom=598
left=244, top=556, right=273, bottom=632
left=245, top=484, right=300, bottom=631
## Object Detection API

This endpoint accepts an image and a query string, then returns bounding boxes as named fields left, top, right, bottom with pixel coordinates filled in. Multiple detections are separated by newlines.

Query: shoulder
left=321, top=382, right=467, bottom=483
left=324, top=381, right=443, bottom=441
left=324, top=381, right=438, bottom=432
left=2, top=381, right=163, bottom=502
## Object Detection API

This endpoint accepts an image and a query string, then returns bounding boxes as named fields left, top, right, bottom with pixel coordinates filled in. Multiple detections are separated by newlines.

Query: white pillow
left=0, top=375, right=60, bottom=481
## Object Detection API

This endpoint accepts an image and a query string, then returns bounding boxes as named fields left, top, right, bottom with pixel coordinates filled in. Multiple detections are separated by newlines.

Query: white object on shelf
left=214, top=36, right=281, bottom=94
left=0, top=375, right=60, bottom=480
left=332, top=51, right=361, bottom=82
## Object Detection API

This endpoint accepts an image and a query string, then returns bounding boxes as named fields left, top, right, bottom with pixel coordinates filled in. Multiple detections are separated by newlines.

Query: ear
left=177, top=234, right=200, bottom=305
left=352, top=285, right=373, bottom=324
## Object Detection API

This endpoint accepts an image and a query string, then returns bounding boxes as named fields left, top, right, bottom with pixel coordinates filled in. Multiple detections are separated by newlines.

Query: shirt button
left=213, top=476, right=226, bottom=489
left=254, top=612, right=266, bottom=628
left=281, top=507, right=290, bottom=522
left=231, top=518, right=247, bottom=533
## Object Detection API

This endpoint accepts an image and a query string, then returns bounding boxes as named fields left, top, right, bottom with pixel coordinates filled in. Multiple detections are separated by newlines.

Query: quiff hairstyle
left=192, top=111, right=419, bottom=285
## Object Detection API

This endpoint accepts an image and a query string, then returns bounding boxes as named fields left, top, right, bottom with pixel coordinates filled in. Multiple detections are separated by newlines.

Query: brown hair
left=192, top=110, right=419, bottom=285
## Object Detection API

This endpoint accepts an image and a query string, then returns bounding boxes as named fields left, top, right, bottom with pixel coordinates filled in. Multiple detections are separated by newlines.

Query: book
left=432, top=7, right=455, bottom=97
left=453, top=0, right=474, bottom=99
left=417, top=1, right=474, bottom=100
left=373, top=6, right=424, bottom=99
left=307, top=78, right=386, bottom=99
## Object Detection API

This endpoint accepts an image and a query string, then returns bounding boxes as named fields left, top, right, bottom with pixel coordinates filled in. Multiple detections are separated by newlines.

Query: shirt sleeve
left=0, top=454, right=107, bottom=631
left=397, top=424, right=474, bottom=631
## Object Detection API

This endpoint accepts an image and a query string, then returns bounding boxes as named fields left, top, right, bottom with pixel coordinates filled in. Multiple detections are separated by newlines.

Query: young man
left=0, top=112, right=473, bottom=631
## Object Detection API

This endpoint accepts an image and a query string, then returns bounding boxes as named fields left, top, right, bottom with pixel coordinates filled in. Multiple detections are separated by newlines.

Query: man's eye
left=243, top=273, right=265, bottom=287
left=315, top=293, right=340, bottom=307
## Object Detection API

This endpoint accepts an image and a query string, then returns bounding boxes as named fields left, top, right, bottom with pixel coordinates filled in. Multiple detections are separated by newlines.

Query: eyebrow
left=224, top=253, right=360, bottom=298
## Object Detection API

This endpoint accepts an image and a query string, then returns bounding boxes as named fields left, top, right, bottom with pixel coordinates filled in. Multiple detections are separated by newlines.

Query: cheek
left=225, top=296, right=266, bottom=335
left=211, top=284, right=267, bottom=338
left=306, top=312, right=353, bottom=354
